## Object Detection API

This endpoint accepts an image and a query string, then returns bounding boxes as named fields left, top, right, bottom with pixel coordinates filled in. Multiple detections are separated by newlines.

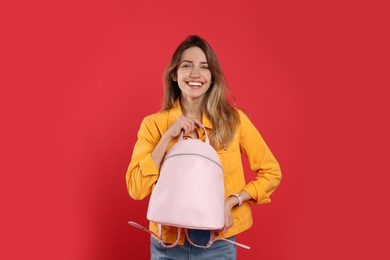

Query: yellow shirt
left=126, top=100, right=282, bottom=244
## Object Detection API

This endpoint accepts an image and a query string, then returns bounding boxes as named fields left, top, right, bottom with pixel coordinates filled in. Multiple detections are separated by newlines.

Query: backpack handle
left=184, top=229, right=250, bottom=250
left=178, top=125, right=209, bottom=144
left=128, top=221, right=250, bottom=250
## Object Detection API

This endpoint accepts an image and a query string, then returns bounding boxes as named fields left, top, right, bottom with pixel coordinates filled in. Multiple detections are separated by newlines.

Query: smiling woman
left=161, top=36, right=241, bottom=147
left=125, top=35, right=282, bottom=259
left=174, top=47, right=213, bottom=103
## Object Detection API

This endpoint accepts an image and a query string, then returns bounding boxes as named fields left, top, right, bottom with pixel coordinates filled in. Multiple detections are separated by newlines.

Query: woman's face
left=175, top=47, right=212, bottom=101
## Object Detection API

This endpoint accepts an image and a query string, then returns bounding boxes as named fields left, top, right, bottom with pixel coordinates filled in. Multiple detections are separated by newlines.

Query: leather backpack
left=128, top=127, right=250, bottom=249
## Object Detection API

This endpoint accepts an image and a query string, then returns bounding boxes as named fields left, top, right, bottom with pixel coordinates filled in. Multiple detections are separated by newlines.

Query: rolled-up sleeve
left=126, top=117, right=160, bottom=200
left=239, top=111, right=282, bottom=204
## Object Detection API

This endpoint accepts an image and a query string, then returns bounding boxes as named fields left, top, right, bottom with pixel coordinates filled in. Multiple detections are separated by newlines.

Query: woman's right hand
left=151, top=116, right=202, bottom=169
left=164, top=116, right=203, bottom=139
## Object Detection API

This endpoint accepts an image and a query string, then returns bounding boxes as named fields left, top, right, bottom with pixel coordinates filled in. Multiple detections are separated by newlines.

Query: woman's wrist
left=161, top=132, right=175, bottom=143
left=229, top=193, right=243, bottom=207
left=226, top=196, right=239, bottom=208
left=228, top=191, right=252, bottom=208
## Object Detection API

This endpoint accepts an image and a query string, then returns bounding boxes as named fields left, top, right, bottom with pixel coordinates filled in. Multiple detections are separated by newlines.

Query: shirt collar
left=167, top=99, right=213, bottom=129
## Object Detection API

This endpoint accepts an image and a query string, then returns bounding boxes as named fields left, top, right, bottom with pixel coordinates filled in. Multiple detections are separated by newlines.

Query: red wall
left=2, top=0, right=389, bottom=259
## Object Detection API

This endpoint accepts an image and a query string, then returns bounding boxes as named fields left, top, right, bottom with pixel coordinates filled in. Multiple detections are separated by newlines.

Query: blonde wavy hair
left=162, top=35, right=240, bottom=148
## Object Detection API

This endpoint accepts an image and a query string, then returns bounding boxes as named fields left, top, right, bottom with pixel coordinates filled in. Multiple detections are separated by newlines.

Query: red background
left=1, top=0, right=389, bottom=259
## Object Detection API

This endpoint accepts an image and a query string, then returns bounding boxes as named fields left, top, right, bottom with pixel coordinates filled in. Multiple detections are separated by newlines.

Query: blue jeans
left=150, top=229, right=237, bottom=260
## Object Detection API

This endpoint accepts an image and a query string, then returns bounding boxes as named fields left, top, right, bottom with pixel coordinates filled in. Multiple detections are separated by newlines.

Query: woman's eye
left=181, top=63, right=191, bottom=68
left=201, top=66, right=209, bottom=69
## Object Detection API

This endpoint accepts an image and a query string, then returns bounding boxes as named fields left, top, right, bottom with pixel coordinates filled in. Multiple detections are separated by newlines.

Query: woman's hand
left=222, top=196, right=238, bottom=233
left=151, top=116, right=202, bottom=170
left=222, top=191, right=252, bottom=233
left=164, top=116, right=202, bottom=139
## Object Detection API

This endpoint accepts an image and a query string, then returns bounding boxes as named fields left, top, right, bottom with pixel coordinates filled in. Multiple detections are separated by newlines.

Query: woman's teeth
left=188, top=82, right=202, bottom=86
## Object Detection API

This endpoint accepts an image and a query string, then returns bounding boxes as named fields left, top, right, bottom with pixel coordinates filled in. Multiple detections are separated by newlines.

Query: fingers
left=222, top=215, right=234, bottom=233
left=181, top=119, right=197, bottom=134
left=168, top=116, right=202, bottom=137
left=222, top=220, right=233, bottom=233
left=222, top=199, right=234, bottom=233
left=193, top=119, right=203, bottom=129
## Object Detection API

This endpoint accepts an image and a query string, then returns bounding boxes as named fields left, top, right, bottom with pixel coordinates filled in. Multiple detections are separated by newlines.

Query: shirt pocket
left=217, top=142, right=246, bottom=194
left=217, top=145, right=239, bottom=173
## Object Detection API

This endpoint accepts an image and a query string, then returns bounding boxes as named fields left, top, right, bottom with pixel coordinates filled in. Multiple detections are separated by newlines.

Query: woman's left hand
left=222, top=197, right=238, bottom=233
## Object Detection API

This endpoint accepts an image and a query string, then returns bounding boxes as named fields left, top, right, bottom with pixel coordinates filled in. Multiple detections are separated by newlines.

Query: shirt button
left=214, top=232, right=219, bottom=236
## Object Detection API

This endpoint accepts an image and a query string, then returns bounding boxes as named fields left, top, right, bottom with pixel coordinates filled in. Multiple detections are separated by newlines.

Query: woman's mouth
left=186, top=81, right=203, bottom=88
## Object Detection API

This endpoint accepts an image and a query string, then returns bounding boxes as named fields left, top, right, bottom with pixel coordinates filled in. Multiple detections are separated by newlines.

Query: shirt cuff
left=139, top=153, right=159, bottom=177
left=243, top=182, right=271, bottom=204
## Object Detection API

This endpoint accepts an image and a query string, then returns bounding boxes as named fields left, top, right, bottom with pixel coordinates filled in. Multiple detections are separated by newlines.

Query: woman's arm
left=223, top=190, right=253, bottom=232
left=238, top=110, right=282, bottom=204
left=222, top=110, right=282, bottom=232
left=126, top=116, right=161, bottom=200
left=126, top=115, right=202, bottom=200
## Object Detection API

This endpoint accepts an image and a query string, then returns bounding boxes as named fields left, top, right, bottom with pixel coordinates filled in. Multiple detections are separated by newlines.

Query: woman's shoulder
left=233, top=108, right=258, bottom=130
left=234, top=107, right=250, bottom=121
left=143, top=109, right=169, bottom=120
left=140, top=109, right=170, bottom=127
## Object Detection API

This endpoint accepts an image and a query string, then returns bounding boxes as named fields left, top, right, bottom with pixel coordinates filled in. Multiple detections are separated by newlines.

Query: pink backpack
left=128, top=127, right=250, bottom=250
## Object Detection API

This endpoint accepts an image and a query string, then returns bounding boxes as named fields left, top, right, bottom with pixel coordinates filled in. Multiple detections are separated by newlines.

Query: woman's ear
left=172, top=73, right=177, bottom=81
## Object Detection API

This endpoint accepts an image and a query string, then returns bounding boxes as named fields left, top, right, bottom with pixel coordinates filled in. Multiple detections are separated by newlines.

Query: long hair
left=162, top=35, right=240, bottom=148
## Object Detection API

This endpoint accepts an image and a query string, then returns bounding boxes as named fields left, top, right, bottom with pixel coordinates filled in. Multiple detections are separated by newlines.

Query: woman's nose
left=190, top=66, right=201, bottom=78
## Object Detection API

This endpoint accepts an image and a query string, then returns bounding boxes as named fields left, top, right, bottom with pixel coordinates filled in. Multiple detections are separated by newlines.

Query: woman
left=126, top=35, right=282, bottom=259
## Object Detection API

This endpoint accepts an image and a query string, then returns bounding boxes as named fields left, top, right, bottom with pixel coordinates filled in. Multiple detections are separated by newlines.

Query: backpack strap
left=178, top=125, right=209, bottom=144
left=128, top=221, right=181, bottom=248
left=184, top=229, right=250, bottom=250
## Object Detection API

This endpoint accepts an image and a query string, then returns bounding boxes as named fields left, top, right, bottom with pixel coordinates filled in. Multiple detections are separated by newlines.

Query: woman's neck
left=180, top=97, right=202, bottom=121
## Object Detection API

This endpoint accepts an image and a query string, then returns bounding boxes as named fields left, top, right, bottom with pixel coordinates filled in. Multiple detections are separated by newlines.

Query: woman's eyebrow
left=180, top=60, right=208, bottom=64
